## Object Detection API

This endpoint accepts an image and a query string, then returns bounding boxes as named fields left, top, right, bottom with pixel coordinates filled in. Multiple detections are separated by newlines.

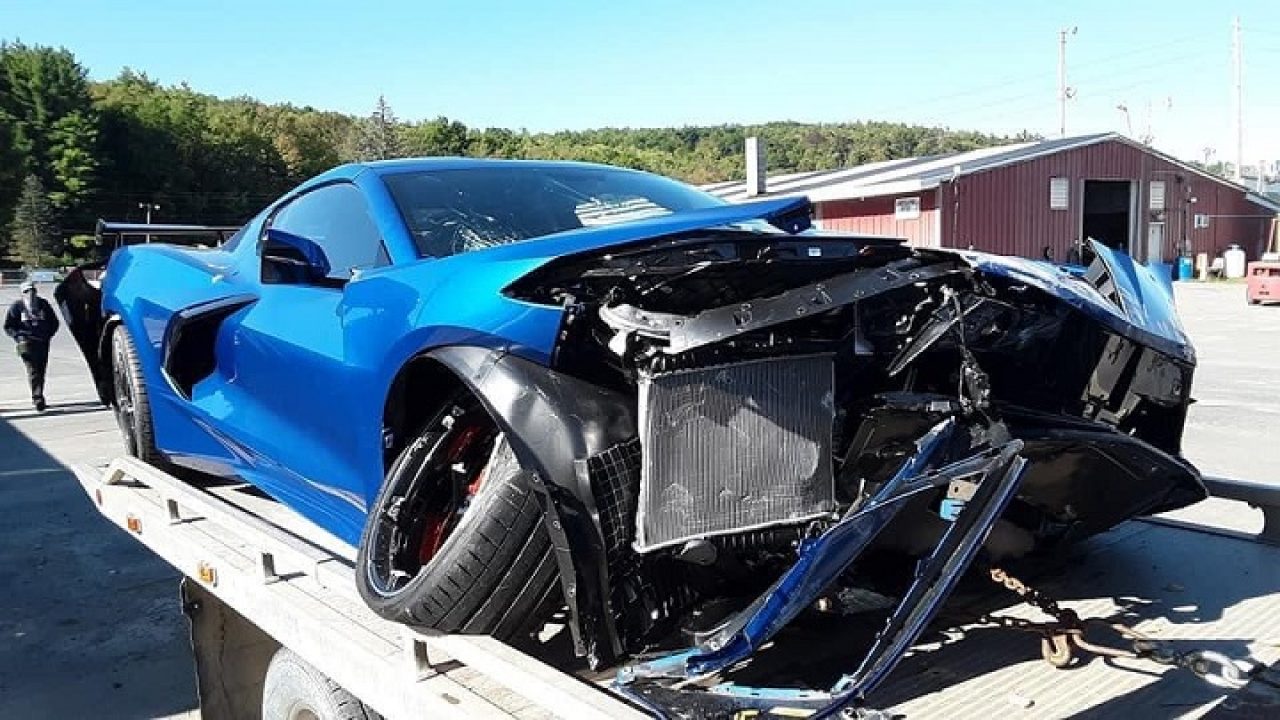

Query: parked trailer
left=77, top=456, right=1280, bottom=719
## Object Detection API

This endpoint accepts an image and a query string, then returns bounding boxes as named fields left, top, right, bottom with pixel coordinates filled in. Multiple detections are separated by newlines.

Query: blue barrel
left=1176, top=256, right=1194, bottom=281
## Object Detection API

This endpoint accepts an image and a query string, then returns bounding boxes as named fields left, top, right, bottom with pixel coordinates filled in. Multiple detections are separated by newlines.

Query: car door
left=211, top=181, right=392, bottom=534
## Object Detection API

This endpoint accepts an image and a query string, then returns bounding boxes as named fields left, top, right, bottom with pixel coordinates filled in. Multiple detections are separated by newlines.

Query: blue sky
left=4, top=0, right=1279, bottom=166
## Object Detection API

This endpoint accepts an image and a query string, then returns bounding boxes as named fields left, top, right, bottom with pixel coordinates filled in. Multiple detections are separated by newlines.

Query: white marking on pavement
left=0, top=467, right=65, bottom=477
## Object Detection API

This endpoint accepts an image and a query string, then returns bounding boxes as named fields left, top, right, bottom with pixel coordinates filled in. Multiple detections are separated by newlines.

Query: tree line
left=1, top=41, right=1030, bottom=268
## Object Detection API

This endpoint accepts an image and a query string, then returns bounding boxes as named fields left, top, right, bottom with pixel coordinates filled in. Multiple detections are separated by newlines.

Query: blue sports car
left=61, top=158, right=1204, bottom=716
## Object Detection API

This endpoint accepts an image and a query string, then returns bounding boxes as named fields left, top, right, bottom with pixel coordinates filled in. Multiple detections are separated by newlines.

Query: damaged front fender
left=425, top=345, right=637, bottom=667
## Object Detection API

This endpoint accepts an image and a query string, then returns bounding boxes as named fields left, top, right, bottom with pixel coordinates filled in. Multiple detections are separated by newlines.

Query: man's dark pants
left=16, top=339, right=49, bottom=405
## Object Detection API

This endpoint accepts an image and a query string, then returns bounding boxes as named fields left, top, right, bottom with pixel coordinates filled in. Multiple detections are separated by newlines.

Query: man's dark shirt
left=4, top=296, right=60, bottom=343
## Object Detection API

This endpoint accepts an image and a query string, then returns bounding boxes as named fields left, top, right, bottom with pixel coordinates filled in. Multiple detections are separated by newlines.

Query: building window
left=1149, top=180, right=1166, bottom=210
left=894, top=196, right=921, bottom=220
left=1049, top=177, right=1070, bottom=210
left=1194, top=213, right=1210, bottom=229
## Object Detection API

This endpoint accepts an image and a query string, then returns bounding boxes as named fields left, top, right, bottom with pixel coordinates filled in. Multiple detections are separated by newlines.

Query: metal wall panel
left=817, top=140, right=1273, bottom=261
left=818, top=193, right=938, bottom=247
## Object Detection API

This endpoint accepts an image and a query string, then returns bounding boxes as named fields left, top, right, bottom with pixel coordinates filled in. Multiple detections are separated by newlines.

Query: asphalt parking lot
left=0, top=280, right=1276, bottom=718
left=0, top=284, right=196, bottom=718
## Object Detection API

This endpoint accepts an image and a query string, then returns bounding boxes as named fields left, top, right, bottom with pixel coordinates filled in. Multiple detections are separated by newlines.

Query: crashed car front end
left=489, top=204, right=1204, bottom=716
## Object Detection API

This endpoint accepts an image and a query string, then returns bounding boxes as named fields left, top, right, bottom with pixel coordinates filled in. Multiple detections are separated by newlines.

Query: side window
left=268, top=183, right=389, bottom=279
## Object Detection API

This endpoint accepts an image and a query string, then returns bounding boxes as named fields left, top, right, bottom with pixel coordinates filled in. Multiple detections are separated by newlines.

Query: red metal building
left=705, top=134, right=1280, bottom=264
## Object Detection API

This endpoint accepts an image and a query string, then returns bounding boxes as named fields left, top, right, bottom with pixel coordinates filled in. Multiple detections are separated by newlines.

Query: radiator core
left=634, top=354, right=837, bottom=552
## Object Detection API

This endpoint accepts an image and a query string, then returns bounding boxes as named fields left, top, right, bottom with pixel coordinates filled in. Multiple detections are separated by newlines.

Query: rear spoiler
left=54, top=220, right=243, bottom=405
left=95, top=219, right=241, bottom=253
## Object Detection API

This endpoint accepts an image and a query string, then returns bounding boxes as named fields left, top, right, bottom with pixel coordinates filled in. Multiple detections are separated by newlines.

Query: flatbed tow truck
left=75, top=455, right=1280, bottom=719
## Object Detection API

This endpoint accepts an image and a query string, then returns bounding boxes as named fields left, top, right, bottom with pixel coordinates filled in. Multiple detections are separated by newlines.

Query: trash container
left=1177, top=255, right=1194, bottom=281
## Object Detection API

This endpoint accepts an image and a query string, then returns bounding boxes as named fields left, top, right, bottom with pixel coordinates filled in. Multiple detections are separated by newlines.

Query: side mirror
left=261, top=228, right=331, bottom=284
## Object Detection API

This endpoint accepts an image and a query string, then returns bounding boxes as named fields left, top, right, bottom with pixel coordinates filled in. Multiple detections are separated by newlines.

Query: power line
left=876, top=50, right=1221, bottom=135
left=864, top=32, right=1209, bottom=120
left=916, top=62, right=1222, bottom=143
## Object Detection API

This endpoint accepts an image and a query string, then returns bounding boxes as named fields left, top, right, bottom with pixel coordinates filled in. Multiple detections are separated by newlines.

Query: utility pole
left=1232, top=16, right=1243, bottom=181
left=1142, top=99, right=1153, bottom=145
left=1116, top=103, right=1132, bottom=137
left=138, top=202, right=160, bottom=243
left=1058, top=26, right=1077, bottom=138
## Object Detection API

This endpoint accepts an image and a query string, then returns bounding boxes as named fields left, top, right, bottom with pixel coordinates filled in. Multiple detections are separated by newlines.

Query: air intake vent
left=634, top=355, right=837, bottom=552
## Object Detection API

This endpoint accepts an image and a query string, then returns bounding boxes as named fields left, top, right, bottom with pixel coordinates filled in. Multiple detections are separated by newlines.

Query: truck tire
left=262, top=647, right=378, bottom=720
left=356, top=396, right=559, bottom=641
left=111, top=324, right=162, bottom=464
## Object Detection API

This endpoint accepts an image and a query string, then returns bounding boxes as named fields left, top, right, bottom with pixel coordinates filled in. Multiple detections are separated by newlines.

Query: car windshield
left=382, top=165, right=726, bottom=258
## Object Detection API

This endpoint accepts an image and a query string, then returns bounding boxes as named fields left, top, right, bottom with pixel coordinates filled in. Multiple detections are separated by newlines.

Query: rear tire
left=262, top=647, right=378, bottom=720
left=356, top=397, right=560, bottom=641
left=111, top=324, right=162, bottom=464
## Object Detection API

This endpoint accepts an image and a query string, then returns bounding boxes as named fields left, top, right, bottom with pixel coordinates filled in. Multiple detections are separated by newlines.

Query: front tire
left=111, top=324, right=162, bottom=464
left=355, top=397, right=559, bottom=641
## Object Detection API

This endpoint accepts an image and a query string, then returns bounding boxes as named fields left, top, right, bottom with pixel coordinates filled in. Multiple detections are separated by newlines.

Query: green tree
left=401, top=116, right=470, bottom=157
left=273, top=109, right=353, bottom=180
left=0, top=42, right=99, bottom=228
left=348, top=95, right=404, bottom=161
left=47, top=110, right=99, bottom=209
left=0, top=112, right=20, bottom=227
left=10, top=175, right=59, bottom=267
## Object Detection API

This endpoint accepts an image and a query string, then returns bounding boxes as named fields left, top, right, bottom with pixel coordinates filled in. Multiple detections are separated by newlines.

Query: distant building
left=705, top=133, right=1280, bottom=262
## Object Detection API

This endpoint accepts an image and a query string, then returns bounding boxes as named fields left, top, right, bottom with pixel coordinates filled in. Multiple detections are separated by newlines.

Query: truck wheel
left=262, top=647, right=378, bottom=720
left=356, top=396, right=560, bottom=641
left=111, top=325, right=162, bottom=464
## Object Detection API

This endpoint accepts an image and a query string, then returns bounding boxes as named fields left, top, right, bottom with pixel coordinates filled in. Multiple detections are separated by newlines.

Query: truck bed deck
left=872, top=515, right=1279, bottom=717
left=77, top=457, right=1280, bottom=719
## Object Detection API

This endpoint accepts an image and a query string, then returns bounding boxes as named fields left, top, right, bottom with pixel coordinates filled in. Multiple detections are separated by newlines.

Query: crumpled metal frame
left=613, top=419, right=1028, bottom=719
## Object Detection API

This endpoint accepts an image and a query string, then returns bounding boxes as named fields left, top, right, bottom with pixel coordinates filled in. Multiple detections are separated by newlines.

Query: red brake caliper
left=417, top=424, right=490, bottom=564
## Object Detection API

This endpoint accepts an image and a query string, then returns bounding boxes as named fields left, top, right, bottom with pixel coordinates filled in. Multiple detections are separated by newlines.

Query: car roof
left=310, top=157, right=635, bottom=184
left=291, top=157, right=656, bottom=202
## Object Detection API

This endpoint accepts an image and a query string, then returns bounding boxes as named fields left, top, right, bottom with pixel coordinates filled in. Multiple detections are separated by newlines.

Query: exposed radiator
left=634, top=354, right=837, bottom=552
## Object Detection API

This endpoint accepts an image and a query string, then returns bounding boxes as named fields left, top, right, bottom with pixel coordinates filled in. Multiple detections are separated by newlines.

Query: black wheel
left=356, top=395, right=560, bottom=640
left=262, top=647, right=378, bottom=720
left=111, top=324, right=162, bottom=464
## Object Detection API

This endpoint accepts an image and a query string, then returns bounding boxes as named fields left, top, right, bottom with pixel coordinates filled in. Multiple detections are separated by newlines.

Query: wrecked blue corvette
left=60, top=159, right=1204, bottom=718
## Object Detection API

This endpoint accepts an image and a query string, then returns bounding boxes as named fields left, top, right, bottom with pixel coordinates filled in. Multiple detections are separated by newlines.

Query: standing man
left=5, top=280, right=60, bottom=411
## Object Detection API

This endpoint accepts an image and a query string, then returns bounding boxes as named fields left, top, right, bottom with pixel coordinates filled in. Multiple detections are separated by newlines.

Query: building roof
left=704, top=133, right=1279, bottom=212
left=1246, top=191, right=1280, bottom=213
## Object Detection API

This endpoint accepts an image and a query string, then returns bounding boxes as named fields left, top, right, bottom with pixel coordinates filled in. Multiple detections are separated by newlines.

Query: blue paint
left=938, top=497, right=965, bottom=521
left=98, top=160, right=814, bottom=544
left=100, top=156, right=1191, bottom=571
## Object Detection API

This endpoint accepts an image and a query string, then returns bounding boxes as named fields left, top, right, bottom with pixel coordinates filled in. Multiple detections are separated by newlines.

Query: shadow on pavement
left=0, top=414, right=197, bottom=718
left=0, top=401, right=108, bottom=420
